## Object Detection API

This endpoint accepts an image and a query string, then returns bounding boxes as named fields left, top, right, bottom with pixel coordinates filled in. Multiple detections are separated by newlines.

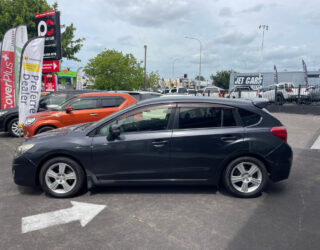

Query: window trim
left=68, top=97, right=99, bottom=110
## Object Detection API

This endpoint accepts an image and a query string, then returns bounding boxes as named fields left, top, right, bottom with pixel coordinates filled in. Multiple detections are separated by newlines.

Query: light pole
left=144, top=45, right=147, bottom=91
left=259, top=25, right=268, bottom=80
left=172, top=58, right=179, bottom=79
left=185, top=36, right=202, bottom=87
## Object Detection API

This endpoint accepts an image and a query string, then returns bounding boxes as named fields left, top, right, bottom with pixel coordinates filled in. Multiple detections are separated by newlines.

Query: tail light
left=285, top=88, right=292, bottom=92
left=271, top=126, right=287, bottom=142
left=306, top=88, right=309, bottom=92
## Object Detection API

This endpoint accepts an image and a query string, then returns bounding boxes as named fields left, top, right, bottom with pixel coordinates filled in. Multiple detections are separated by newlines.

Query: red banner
left=0, top=28, right=16, bottom=109
left=43, top=60, right=60, bottom=73
left=44, top=74, right=56, bottom=92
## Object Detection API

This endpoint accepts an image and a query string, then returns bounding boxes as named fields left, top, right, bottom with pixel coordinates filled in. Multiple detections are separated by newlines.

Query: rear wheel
left=36, top=126, right=55, bottom=134
left=223, top=157, right=268, bottom=198
left=39, top=157, right=85, bottom=198
left=8, top=118, right=21, bottom=137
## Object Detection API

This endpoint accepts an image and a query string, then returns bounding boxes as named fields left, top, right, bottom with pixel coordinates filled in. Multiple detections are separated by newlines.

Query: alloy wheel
left=45, top=163, right=77, bottom=194
left=11, top=121, right=22, bottom=137
left=230, top=162, right=262, bottom=194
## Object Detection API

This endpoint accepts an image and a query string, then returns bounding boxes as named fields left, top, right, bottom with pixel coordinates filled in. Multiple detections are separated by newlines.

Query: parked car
left=201, top=87, right=220, bottom=97
left=309, top=85, right=320, bottom=101
left=22, top=92, right=137, bottom=138
left=14, top=96, right=292, bottom=198
left=108, top=91, right=161, bottom=101
left=226, top=86, right=258, bottom=99
left=187, top=89, right=197, bottom=96
left=0, top=90, right=97, bottom=137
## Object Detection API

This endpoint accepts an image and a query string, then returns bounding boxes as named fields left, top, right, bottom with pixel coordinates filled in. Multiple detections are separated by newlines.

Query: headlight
left=15, top=144, right=35, bottom=157
left=24, top=117, right=36, bottom=126
left=0, top=110, right=8, bottom=117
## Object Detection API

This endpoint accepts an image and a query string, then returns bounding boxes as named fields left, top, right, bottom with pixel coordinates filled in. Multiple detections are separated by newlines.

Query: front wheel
left=8, top=118, right=21, bottom=137
left=223, top=157, right=268, bottom=198
left=36, top=126, right=55, bottom=134
left=39, top=157, right=85, bottom=198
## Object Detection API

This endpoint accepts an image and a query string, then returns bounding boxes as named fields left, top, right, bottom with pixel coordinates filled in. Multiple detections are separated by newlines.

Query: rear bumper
left=12, top=156, right=38, bottom=187
left=265, top=142, right=293, bottom=182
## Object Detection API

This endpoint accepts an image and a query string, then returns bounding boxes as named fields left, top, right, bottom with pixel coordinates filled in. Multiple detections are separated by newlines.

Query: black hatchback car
left=13, top=96, right=292, bottom=198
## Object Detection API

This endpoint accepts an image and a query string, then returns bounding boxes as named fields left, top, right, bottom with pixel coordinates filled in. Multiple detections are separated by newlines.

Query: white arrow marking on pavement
left=53, top=62, right=57, bottom=70
left=21, top=201, right=106, bottom=234
left=311, top=135, right=320, bottom=149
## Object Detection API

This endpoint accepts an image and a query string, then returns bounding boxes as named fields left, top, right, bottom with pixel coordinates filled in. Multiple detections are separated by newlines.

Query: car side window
left=72, top=98, right=98, bottom=110
left=100, top=97, right=125, bottom=108
left=98, top=105, right=173, bottom=136
left=238, top=108, right=261, bottom=126
left=223, top=109, right=237, bottom=127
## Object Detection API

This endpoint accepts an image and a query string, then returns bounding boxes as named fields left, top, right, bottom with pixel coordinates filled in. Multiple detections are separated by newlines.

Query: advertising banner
left=18, top=37, right=45, bottom=125
left=274, top=65, right=278, bottom=85
left=44, top=74, right=56, bottom=92
left=302, top=59, right=308, bottom=88
left=234, top=75, right=263, bottom=90
left=35, top=10, right=61, bottom=60
left=42, top=59, right=59, bottom=73
left=14, top=25, right=28, bottom=104
left=76, top=67, right=84, bottom=90
left=0, top=28, right=16, bottom=109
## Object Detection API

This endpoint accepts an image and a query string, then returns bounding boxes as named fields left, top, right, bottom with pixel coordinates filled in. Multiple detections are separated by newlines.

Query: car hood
left=27, top=110, right=62, bottom=119
left=25, top=123, right=88, bottom=142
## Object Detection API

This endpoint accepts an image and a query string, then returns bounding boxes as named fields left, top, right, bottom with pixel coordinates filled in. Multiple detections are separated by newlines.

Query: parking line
left=311, top=135, right=320, bottom=149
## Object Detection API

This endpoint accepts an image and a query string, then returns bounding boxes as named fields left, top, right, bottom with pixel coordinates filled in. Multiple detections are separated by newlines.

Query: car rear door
left=96, top=96, right=127, bottom=120
left=170, top=103, right=245, bottom=180
left=90, top=104, right=176, bottom=181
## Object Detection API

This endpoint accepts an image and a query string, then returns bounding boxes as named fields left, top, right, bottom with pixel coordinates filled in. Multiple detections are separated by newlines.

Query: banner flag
left=76, top=67, right=84, bottom=90
left=18, top=37, right=45, bottom=126
left=274, top=65, right=278, bottom=85
left=14, top=25, right=28, bottom=104
left=0, top=28, right=16, bottom=109
left=302, top=59, right=308, bottom=88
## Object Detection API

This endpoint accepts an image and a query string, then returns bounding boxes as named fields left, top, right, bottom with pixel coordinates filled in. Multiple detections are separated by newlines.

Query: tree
left=195, top=75, right=206, bottom=81
left=85, top=49, right=144, bottom=90
left=147, top=71, right=160, bottom=91
left=210, top=70, right=233, bottom=89
left=0, top=0, right=84, bottom=62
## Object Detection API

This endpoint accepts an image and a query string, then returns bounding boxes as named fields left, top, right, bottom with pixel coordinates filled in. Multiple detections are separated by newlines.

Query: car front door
left=91, top=104, right=175, bottom=182
left=170, top=103, right=245, bottom=180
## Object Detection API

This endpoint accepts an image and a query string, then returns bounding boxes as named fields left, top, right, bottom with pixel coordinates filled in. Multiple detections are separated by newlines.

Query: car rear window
left=238, top=108, right=261, bottom=126
left=101, top=97, right=125, bottom=108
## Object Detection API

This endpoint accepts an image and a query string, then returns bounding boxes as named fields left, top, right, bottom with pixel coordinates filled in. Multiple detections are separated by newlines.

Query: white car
left=226, top=86, right=258, bottom=99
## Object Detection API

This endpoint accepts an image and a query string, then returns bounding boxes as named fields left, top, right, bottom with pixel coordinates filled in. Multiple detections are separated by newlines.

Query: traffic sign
left=44, top=74, right=57, bottom=92
left=43, top=60, right=60, bottom=73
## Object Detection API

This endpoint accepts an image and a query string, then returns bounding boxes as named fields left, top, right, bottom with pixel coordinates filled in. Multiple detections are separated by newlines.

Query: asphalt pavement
left=0, top=113, right=319, bottom=250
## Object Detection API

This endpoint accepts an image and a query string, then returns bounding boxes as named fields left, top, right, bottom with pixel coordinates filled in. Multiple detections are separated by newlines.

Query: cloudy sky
left=49, top=0, right=320, bottom=79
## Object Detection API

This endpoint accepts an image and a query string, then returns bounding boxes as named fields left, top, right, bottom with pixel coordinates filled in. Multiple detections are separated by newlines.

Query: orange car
left=23, top=92, right=137, bottom=138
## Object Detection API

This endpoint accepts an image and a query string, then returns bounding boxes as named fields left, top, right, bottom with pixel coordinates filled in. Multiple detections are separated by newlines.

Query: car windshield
left=54, top=96, right=79, bottom=110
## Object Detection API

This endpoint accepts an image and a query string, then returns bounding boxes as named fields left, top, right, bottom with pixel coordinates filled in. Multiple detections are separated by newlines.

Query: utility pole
left=185, top=36, right=202, bottom=88
left=259, top=25, right=268, bottom=81
left=144, top=45, right=147, bottom=91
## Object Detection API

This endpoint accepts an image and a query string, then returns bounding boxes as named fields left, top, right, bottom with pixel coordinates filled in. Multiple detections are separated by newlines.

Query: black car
left=108, top=91, right=162, bottom=101
left=13, top=96, right=292, bottom=198
left=0, top=90, right=97, bottom=137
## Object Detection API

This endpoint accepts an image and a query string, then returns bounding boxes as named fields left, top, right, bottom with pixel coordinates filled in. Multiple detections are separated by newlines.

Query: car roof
left=76, top=92, right=133, bottom=98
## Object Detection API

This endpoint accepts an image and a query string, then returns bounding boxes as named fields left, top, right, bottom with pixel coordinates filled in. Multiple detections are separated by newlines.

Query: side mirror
left=107, top=124, right=121, bottom=141
left=65, top=106, right=73, bottom=113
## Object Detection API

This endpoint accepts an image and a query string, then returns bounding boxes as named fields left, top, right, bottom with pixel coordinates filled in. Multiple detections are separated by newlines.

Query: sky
left=49, top=0, right=320, bottom=79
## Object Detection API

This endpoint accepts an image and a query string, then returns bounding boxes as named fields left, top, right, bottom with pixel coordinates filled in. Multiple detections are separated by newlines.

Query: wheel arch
left=5, top=115, right=18, bottom=132
left=35, top=124, right=57, bottom=135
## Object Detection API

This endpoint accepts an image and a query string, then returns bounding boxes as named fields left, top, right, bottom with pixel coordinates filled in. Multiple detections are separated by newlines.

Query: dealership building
left=229, top=71, right=320, bottom=90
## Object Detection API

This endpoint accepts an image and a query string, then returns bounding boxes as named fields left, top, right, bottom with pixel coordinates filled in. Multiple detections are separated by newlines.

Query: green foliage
left=195, top=75, right=205, bottom=81
left=147, top=71, right=160, bottom=90
left=84, top=49, right=144, bottom=91
left=210, top=70, right=233, bottom=89
left=0, top=0, right=84, bottom=61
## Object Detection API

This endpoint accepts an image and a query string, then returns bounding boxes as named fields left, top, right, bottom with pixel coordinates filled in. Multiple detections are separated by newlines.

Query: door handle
left=90, top=113, right=98, bottom=116
left=152, top=140, right=168, bottom=147
left=221, top=136, right=237, bottom=141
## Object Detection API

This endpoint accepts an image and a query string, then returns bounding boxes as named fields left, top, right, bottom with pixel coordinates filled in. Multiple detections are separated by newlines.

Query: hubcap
left=230, top=162, right=262, bottom=193
left=45, top=163, right=77, bottom=194
left=11, top=121, right=22, bottom=137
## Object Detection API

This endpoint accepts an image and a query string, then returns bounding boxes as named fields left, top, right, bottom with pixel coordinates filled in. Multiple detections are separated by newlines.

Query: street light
left=185, top=36, right=202, bottom=86
left=258, top=25, right=268, bottom=80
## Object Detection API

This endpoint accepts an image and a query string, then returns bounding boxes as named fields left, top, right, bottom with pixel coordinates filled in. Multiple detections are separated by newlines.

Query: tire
left=223, top=156, right=268, bottom=198
left=39, top=157, right=86, bottom=198
left=36, top=126, right=55, bottom=135
left=8, top=118, right=21, bottom=137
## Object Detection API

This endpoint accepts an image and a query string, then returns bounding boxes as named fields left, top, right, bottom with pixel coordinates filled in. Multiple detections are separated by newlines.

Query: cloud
left=116, top=35, right=136, bottom=46
left=214, top=32, right=257, bottom=45
left=219, top=7, right=232, bottom=17
left=240, top=4, right=264, bottom=13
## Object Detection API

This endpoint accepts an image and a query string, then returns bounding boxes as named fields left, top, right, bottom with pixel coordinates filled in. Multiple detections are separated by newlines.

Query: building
left=229, top=71, right=320, bottom=90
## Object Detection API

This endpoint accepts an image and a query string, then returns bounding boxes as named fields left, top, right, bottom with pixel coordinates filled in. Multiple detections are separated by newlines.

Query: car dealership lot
left=0, top=113, right=319, bottom=250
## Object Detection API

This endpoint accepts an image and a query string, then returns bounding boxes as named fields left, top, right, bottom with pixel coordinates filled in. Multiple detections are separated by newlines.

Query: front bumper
left=266, top=142, right=293, bottom=182
left=12, top=156, right=38, bottom=187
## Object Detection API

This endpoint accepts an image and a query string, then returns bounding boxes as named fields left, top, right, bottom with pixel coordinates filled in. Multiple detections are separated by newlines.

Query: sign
left=0, top=28, right=16, bottom=109
left=14, top=25, right=28, bottom=104
left=35, top=10, right=61, bottom=60
left=18, top=37, right=45, bottom=125
left=21, top=201, right=106, bottom=234
left=44, top=74, right=56, bottom=92
left=42, top=59, right=59, bottom=73
left=76, top=67, right=84, bottom=90
left=234, top=75, right=263, bottom=86
left=57, top=71, right=77, bottom=78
